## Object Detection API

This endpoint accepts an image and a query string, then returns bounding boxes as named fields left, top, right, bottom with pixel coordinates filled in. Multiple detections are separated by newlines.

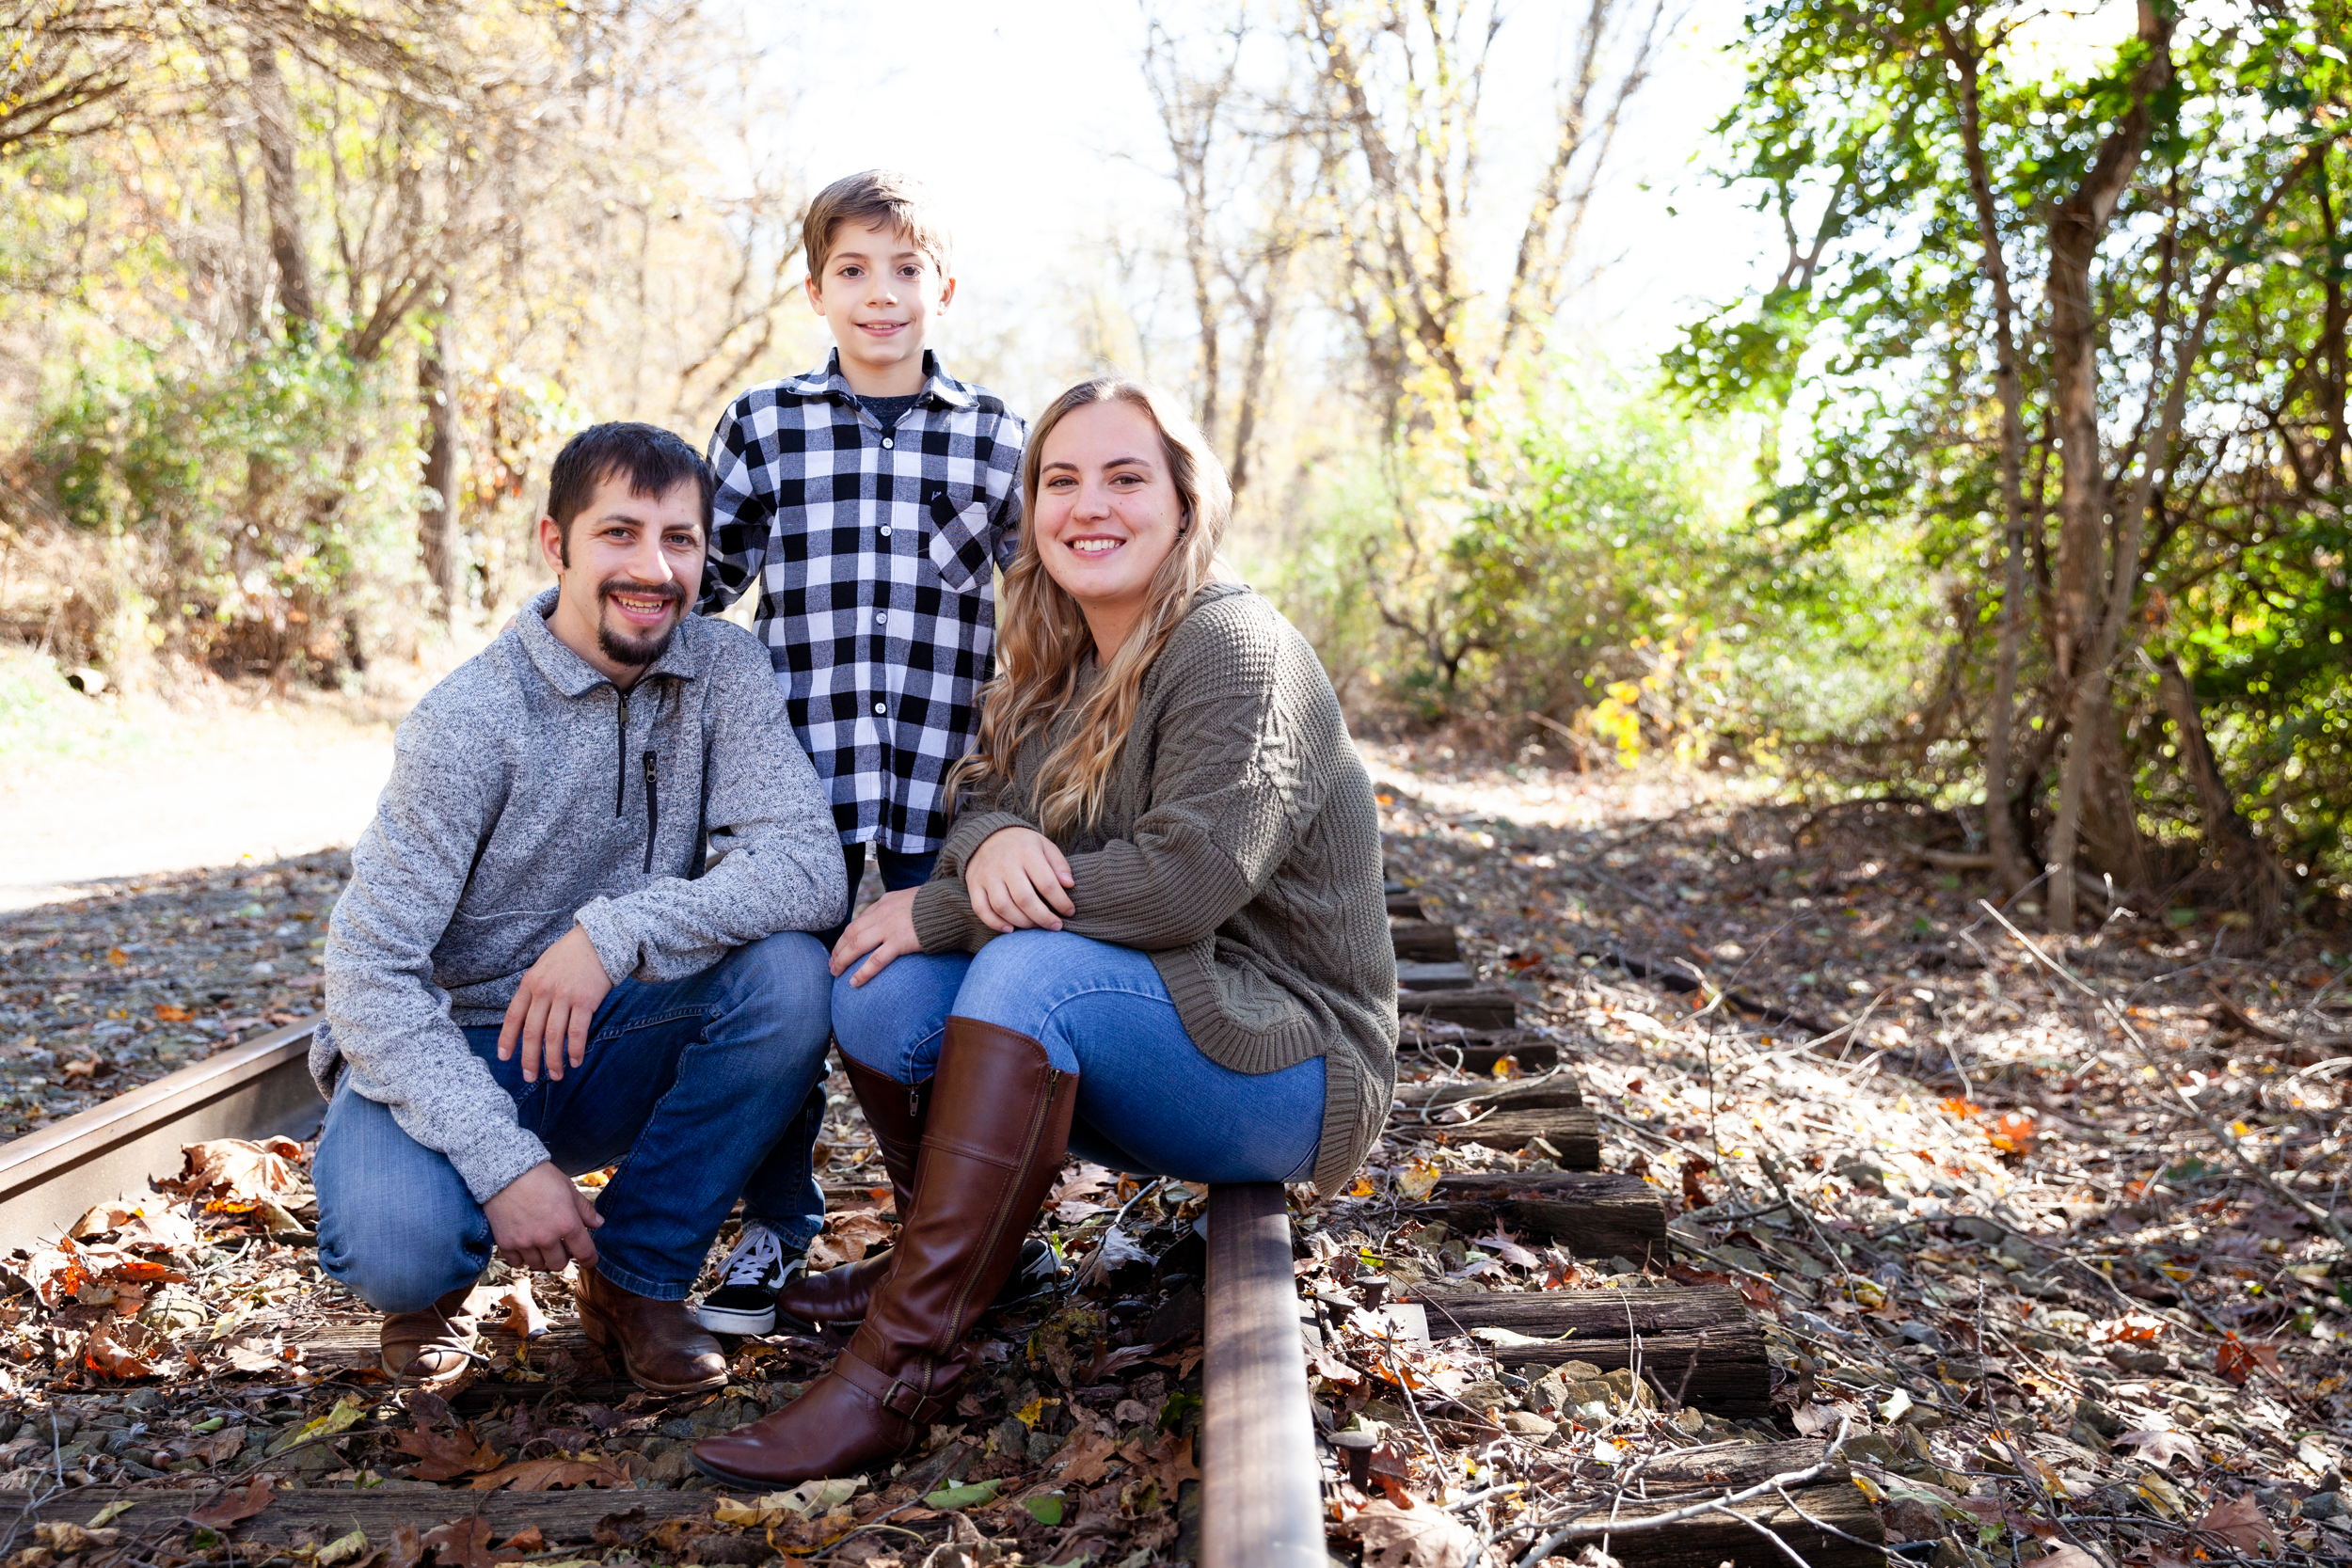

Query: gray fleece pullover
left=315, top=588, right=847, bottom=1202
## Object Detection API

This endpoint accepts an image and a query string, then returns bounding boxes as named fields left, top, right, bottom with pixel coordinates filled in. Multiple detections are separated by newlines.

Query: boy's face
left=537, top=471, right=707, bottom=688
left=806, top=219, right=956, bottom=398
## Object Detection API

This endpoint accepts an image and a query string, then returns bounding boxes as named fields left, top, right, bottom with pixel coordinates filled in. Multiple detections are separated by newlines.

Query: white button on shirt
left=880, top=526, right=891, bottom=536
left=874, top=703, right=886, bottom=715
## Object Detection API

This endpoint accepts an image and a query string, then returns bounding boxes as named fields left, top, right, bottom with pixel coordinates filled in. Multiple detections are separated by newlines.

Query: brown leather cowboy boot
left=379, top=1286, right=481, bottom=1382
left=770, top=1055, right=930, bottom=1329
left=575, top=1263, right=728, bottom=1393
left=691, top=1019, right=1078, bottom=1486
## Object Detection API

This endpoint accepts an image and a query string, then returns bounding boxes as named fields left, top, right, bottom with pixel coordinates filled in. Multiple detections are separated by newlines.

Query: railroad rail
left=0, top=879, right=1885, bottom=1565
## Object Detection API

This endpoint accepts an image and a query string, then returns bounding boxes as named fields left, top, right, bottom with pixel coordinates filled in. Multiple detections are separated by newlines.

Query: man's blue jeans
left=831, top=929, right=1324, bottom=1184
left=314, top=931, right=833, bottom=1310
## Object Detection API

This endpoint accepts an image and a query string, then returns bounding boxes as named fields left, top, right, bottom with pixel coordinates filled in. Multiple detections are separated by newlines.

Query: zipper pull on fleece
left=642, top=750, right=659, bottom=874
left=613, top=692, right=631, bottom=816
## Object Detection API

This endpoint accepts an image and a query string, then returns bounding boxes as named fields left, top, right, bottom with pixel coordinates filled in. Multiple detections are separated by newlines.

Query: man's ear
left=537, top=514, right=568, bottom=576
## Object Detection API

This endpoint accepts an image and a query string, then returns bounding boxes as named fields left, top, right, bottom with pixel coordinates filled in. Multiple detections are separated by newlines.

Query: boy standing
left=692, top=171, right=1025, bottom=1331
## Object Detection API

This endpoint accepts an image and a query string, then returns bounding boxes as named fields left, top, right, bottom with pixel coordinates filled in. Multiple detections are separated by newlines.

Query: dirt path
left=0, top=696, right=398, bottom=912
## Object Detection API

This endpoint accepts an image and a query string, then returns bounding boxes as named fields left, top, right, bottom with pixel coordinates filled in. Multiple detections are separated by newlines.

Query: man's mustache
left=598, top=578, right=685, bottom=609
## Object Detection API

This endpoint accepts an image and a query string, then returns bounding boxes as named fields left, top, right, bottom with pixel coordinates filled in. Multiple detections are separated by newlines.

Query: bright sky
left=741, top=1, right=1782, bottom=411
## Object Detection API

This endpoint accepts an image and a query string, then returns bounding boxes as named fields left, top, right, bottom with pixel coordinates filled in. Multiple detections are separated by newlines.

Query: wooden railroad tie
left=1569, top=1437, right=1886, bottom=1568
left=1414, top=1171, right=1665, bottom=1264
left=1388, top=1078, right=1599, bottom=1169
left=1398, top=1026, right=1556, bottom=1072
left=1406, top=1285, right=1772, bottom=1419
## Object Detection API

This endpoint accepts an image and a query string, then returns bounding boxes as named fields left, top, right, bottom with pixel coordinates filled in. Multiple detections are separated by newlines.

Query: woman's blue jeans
left=314, top=931, right=834, bottom=1311
left=830, top=929, right=1324, bottom=1185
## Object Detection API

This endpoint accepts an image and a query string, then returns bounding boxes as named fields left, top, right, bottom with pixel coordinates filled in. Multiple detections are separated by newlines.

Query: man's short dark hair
left=545, top=422, right=715, bottom=562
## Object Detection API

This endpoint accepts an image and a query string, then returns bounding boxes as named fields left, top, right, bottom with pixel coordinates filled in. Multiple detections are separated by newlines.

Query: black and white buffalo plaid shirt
left=699, top=351, right=1025, bottom=853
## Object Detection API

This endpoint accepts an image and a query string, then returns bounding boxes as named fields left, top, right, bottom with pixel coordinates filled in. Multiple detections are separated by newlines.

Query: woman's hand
left=831, top=886, right=922, bottom=987
left=965, top=826, right=1075, bottom=933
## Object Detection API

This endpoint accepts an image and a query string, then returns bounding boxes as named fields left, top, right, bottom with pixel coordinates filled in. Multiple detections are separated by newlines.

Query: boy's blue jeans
left=831, top=929, right=1324, bottom=1185
left=314, top=931, right=834, bottom=1311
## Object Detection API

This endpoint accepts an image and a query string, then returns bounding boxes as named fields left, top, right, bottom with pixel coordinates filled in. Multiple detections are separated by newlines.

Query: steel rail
left=0, top=1016, right=1335, bottom=1556
left=0, top=1016, right=324, bottom=1247
left=1200, top=1180, right=1325, bottom=1568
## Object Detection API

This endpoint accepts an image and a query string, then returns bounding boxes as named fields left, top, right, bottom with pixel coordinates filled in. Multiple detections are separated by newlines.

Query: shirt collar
left=784, top=349, right=977, bottom=412
left=516, top=584, right=702, bottom=698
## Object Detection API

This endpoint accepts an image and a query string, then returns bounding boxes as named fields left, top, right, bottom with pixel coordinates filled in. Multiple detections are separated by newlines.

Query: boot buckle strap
left=881, top=1379, right=925, bottom=1418
left=836, top=1351, right=930, bottom=1422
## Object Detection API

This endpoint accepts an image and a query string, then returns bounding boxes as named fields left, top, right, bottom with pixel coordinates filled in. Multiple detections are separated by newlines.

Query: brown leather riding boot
left=771, top=1056, right=930, bottom=1329
left=379, top=1286, right=480, bottom=1382
left=575, top=1263, right=728, bottom=1393
left=691, top=1020, right=1078, bottom=1486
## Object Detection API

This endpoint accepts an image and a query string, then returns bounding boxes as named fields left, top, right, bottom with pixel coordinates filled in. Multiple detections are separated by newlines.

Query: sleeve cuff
left=572, top=901, right=636, bottom=984
left=913, top=877, right=996, bottom=955
left=448, top=1127, right=554, bottom=1207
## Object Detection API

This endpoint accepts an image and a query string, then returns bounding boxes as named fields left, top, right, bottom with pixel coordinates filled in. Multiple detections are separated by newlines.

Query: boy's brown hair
left=803, top=170, right=952, bottom=287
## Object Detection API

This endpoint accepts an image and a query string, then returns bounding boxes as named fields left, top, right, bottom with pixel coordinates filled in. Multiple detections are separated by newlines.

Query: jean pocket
left=926, top=490, right=994, bottom=594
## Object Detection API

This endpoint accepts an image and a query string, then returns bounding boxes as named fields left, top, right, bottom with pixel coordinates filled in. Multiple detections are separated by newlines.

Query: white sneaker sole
left=693, top=1300, right=776, bottom=1336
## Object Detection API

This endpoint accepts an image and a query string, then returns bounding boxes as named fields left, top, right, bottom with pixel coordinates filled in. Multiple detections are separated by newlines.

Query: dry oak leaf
left=806, top=1209, right=896, bottom=1269
left=1115, top=1431, right=1200, bottom=1496
left=189, top=1476, right=275, bottom=1529
left=491, top=1277, right=548, bottom=1339
left=83, top=1319, right=168, bottom=1380
left=421, top=1517, right=523, bottom=1568
left=1352, top=1497, right=1479, bottom=1568
left=468, top=1452, right=634, bottom=1491
left=1049, top=1428, right=1124, bottom=1486
left=2115, top=1429, right=2202, bottom=1471
left=2215, top=1333, right=2282, bottom=1386
left=171, top=1137, right=303, bottom=1208
left=18, top=1240, right=91, bottom=1308
left=391, top=1425, right=505, bottom=1481
left=2192, top=1495, right=2281, bottom=1557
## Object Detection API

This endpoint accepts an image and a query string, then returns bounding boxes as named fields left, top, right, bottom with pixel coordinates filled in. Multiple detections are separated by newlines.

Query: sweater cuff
left=934, top=812, right=1035, bottom=878
left=450, top=1125, right=556, bottom=1207
left=571, top=901, right=637, bottom=984
left=913, top=877, right=996, bottom=955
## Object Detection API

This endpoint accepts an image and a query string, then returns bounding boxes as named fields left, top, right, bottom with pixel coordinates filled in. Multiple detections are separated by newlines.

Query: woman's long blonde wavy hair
left=952, top=377, right=1232, bottom=836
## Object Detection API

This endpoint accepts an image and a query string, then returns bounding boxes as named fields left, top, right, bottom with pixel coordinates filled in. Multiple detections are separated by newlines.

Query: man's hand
left=482, top=1161, right=602, bottom=1273
left=965, top=826, right=1074, bottom=934
left=831, top=886, right=921, bottom=987
left=497, top=924, right=612, bottom=1083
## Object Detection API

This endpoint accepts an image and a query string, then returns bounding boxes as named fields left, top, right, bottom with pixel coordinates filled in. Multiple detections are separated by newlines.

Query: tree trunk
left=2041, top=2, right=2172, bottom=929
left=245, top=42, right=313, bottom=332
left=418, top=309, right=461, bottom=616
left=2157, top=655, right=2293, bottom=933
left=1942, top=21, right=2032, bottom=896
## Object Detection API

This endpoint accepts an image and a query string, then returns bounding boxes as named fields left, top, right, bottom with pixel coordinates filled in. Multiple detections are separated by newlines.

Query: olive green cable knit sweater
left=912, top=582, right=1398, bottom=1195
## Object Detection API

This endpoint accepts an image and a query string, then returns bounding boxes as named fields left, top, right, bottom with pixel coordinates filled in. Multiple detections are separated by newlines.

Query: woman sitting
left=692, top=376, right=1397, bottom=1486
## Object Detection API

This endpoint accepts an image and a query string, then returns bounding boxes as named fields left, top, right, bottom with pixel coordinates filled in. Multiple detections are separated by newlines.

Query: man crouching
left=311, top=422, right=847, bottom=1391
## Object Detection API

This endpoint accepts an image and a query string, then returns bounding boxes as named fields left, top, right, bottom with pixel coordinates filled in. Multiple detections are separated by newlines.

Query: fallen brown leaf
left=806, top=1208, right=896, bottom=1269
left=421, top=1517, right=522, bottom=1568
left=392, top=1425, right=505, bottom=1481
left=492, top=1277, right=548, bottom=1339
left=83, top=1319, right=167, bottom=1380
left=170, top=1137, right=303, bottom=1208
left=2192, top=1495, right=2280, bottom=1556
left=1353, top=1496, right=1478, bottom=1568
left=189, top=1476, right=274, bottom=1528
left=468, top=1453, right=633, bottom=1492
left=1050, top=1428, right=1124, bottom=1486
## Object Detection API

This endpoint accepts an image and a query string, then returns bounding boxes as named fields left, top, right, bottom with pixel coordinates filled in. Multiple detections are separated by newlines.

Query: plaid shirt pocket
left=926, top=488, right=996, bottom=594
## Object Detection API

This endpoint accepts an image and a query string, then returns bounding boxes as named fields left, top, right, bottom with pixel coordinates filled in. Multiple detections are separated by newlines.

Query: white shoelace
left=718, top=1224, right=786, bottom=1287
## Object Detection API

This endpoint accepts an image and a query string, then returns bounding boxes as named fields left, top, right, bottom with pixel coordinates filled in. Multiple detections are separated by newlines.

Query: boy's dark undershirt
left=856, top=392, right=922, bottom=436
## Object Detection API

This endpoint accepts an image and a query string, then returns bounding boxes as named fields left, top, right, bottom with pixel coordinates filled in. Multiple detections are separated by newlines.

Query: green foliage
left=1272, top=388, right=1944, bottom=769
left=35, top=333, right=426, bottom=676
left=1665, top=0, right=2352, bottom=894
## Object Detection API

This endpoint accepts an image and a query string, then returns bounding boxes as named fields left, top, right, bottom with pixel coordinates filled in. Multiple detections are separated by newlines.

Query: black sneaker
left=693, top=1223, right=803, bottom=1336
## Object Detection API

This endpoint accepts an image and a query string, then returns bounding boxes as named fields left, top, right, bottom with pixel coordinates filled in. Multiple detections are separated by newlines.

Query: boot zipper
left=612, top=693, right=630, bottom=816
left=642, top=751, right=659, bottom=874
left=936, top=1067, right=1061, bottom=1362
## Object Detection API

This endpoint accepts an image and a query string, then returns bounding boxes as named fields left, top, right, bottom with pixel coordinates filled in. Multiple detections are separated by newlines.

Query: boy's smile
left=807, top=218, right=956, bottom=398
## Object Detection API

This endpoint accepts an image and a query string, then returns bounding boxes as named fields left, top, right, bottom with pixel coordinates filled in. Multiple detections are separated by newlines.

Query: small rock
left=2304, top=1492, right=2347, bottom=1522
left=647, top=1448, right=696, bottom=1484
left=1500, top=1412, right=1555, bottom=1438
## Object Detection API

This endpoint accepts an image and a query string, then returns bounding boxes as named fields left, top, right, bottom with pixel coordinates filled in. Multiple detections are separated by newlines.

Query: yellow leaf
left=106, top=947, right=128, bottom=966
left=1016, top=1396, right=1058, bottom=1429
left=1398, top=1158, right=1441, bottom=1202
